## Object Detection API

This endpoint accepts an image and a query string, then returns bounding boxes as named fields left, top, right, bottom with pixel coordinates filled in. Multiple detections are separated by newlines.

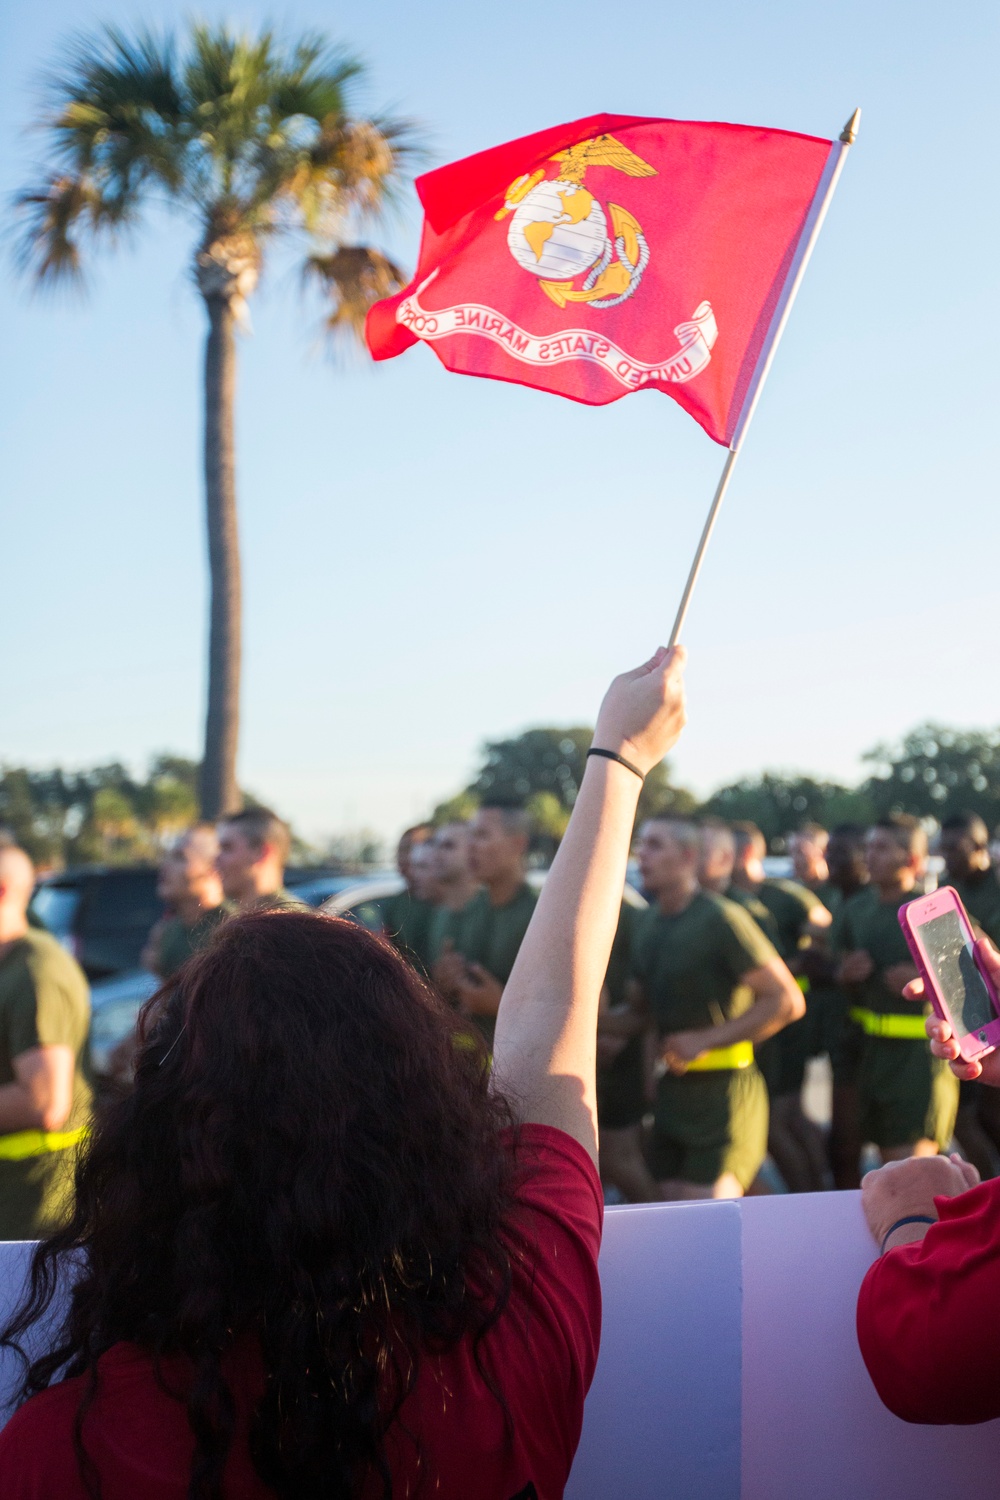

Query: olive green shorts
left=649, top=1064, right=769, bottom=1188
left=857, top=1036, right=959, bottom=1151
left=597, top=1036, right=645, bottom=1131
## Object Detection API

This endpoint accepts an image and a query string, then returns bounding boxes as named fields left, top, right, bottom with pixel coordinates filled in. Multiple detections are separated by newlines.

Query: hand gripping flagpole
left=667, top=108, right=861, bottom=648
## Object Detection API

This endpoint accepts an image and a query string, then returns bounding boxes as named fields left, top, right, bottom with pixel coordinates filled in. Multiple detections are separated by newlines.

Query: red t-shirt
left=857, top=1175, right=1000, bottom=1425
left=0, top=1125, right=602, bottom=1499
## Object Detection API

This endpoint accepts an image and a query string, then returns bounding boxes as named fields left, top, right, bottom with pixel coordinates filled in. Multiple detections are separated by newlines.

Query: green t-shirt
left=630, top=891, right=778, bottom=1036
left=425, top=897, right=478, bottom=969
left=155, top=905, right=230, bottom=979
left=604, top=901, right=639, bottom=1008
left=832, top=885, right=917, bottom=1017
left=380, top=890, right=436, bottom=973
left=947, top=874, right=1000, bottom=947
left=729, top=879, right=823, bottom=959
left=726, top=886, right=782, bottom=950
left=759, top=879, right=825, bottom=957
left=0, top=929, right=93, bottom=1238
left=443, top=884, right=538, bottom=982
left=811, top=880, right=846, bottom=924
left=442, top=883, right=538, bottom=1045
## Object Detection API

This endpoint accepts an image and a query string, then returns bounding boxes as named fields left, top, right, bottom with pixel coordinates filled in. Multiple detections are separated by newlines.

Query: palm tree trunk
left=199, top=294, right=242, bottom=819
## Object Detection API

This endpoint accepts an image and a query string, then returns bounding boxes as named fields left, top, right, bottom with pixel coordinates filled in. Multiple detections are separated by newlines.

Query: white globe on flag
left=507, top=181, right=608, bottom=282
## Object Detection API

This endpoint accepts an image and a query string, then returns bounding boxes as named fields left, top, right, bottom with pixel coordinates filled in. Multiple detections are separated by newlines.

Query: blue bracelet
left=881, top=1214, right=936, bottom=1255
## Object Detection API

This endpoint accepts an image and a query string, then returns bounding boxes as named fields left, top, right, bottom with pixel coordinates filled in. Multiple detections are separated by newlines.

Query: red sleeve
left=857, top=1177, right=1000, bottom=1424
left=494, top=1124, right=604, bottom=1480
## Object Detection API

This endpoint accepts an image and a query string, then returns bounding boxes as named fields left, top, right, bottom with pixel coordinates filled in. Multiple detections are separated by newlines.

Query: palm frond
left=12, top=173, right=121, bottom=286
left=305, top=245, right=407, bottom=345
left=13, top=19, right=422, bottom=294
left=47, top=24, right=183, bottom=185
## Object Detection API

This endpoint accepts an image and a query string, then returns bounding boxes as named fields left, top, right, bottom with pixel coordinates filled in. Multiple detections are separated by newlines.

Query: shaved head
left=0, top=846, right=35, bottom=914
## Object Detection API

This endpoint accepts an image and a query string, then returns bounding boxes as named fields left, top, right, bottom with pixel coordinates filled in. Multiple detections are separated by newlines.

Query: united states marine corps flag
left=367, top=109, right=859, bottom=639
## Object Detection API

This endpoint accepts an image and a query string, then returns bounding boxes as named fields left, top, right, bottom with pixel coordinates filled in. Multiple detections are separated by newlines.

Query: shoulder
left=0, top=1377, right=88, bottom=1493
left=769, top=878, right=821, bottom=915
left=710, top=893, right=779, bottom=956
left=11, top=931, right=87, bottom=997
left=704, top=888, right=749, bottom=924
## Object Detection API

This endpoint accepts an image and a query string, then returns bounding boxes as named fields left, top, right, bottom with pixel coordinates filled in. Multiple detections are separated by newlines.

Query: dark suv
left=30, top=867, right=163, bottom=980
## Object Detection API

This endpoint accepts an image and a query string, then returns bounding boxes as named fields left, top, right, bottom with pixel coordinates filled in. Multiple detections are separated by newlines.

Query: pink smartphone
left=898, top=886, right=1000, bottom=1062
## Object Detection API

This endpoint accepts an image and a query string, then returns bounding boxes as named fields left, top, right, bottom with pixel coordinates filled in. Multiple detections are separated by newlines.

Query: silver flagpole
left=667, top=107, right=861, bottom=649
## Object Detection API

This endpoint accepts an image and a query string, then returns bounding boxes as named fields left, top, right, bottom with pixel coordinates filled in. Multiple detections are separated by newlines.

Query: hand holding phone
left=898, top=887, right=1000, bottom=1064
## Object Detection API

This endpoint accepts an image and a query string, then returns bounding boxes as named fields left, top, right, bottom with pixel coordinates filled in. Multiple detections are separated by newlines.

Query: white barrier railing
left=2, top=1193, right=998, bottom=1497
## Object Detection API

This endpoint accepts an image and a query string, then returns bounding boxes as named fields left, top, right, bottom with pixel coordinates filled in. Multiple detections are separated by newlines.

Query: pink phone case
left=898, top=886, right=1000, bottom=1062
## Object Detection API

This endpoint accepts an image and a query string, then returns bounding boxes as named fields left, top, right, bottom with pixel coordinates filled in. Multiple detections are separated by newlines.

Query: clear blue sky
left=2, top=0, right=998, bottom=843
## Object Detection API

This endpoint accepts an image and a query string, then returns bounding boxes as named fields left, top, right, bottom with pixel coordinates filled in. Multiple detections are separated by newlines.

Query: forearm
left=0, top=1080, right=51, bottom=1133
left=696, top=989, right=794, bottom=1050
left=492, top=757, right=641, bottom=1152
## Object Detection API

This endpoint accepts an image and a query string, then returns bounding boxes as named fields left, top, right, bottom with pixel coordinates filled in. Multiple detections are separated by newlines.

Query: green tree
left=862, top=723, right=1000, bottom=827
left=16, top=23, right=415, bottom=816
left=0, top=753, right=279, bottom=868
left=462, top=725, right=695, bottom=851
left=699, top=773, right=876, bottom=849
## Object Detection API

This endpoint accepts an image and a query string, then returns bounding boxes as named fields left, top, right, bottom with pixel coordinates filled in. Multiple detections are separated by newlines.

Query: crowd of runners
left=382, top=805, right=1000, bottom=1201
left=3, top=799, right=1000, bottom=1242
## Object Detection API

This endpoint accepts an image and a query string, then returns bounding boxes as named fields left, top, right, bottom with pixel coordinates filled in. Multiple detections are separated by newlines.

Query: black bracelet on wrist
left=586, top=747, right=644, bottom=782
left=880, top=1214, right=936, bottom=1255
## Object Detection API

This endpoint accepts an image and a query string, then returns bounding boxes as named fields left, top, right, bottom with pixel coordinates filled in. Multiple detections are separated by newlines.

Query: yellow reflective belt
left=685, top=1040, right=754, bottom=1072
left=849, top=1007, right=927, bottom=1040
left=0, top=1126, right=88, bottom=1162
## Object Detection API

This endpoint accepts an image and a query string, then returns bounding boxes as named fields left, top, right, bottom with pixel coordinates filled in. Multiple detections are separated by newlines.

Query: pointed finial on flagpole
left=840, top=108, right=861, bottom=145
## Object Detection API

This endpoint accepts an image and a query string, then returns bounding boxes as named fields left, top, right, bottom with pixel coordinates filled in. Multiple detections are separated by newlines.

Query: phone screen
left=917, top=908, right=996, bottom=1039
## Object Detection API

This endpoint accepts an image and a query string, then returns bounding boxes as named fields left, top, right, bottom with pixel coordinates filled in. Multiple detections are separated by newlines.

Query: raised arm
left=491, top=646, right=687, bottom=1163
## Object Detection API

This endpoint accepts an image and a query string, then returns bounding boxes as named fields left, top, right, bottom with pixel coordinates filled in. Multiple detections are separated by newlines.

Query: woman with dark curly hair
left=0, top=647, right=687, bottom=1500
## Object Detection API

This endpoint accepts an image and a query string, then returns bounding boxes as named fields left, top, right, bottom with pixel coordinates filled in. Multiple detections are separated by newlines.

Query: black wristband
left=586, top=747, right=644, bottom=782
left=880, top=1214, right=936, bottom=1255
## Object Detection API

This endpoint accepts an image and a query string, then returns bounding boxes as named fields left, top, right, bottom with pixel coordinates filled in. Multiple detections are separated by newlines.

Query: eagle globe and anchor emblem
left=495, top=133, right=657, bottom=309
left=393, top=130, right=718, bottom=393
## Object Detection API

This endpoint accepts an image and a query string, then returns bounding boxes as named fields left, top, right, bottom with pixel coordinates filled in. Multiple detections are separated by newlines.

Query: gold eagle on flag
left=495, top=133, right=657, bottom=308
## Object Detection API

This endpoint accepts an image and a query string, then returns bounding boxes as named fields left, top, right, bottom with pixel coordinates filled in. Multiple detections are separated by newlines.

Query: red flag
left=366, top=113, right=838, bottom=446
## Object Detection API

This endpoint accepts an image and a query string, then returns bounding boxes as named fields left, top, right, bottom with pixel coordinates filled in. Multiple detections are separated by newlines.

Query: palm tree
left=16, top=23, right=414, bottom=817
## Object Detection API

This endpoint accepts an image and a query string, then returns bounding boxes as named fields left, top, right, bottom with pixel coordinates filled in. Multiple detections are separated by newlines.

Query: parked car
left=29, top=866, right=163, bottom=980
left=320, top=871, right=648, bottom=926
left=89, top=967, right=159, bottom=1078
left=283, top=872, right=384, bottom=909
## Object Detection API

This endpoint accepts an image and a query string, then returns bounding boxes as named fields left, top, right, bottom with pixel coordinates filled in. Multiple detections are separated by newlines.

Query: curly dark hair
left=1, top=911, right=519, bottom=1499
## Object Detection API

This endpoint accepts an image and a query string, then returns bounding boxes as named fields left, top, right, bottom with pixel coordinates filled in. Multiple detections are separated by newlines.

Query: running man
left=216, top=808, right=303, bottom=913
left=0, top=846, right=92, bottom=1240
left=425, top=822, right=479, bottom=970
left=380, top=824, right=436, bottom=973
left=729, top=822, right=832, bottom=1192
left=145, top=824, right=229, bottom=979
left=434, top=804, right=536, bottom=1047
left=834, top=815, right=959, bottom=1161
left=626, top=817, right=803, bottom=1199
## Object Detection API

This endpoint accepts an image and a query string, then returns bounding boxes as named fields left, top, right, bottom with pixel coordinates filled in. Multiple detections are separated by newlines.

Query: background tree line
left=437, top=718, right=1000, bottom=857
left=7, top=718, right=1000, bottom=871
